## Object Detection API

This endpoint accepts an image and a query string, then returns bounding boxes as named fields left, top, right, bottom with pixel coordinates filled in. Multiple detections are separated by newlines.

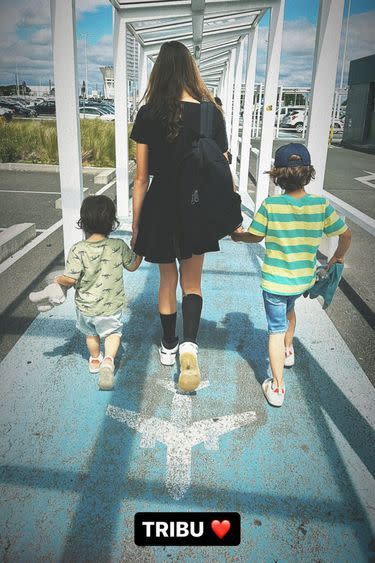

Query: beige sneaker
left=178, top=342, right=201, bottom=392
left=262, top=377, right=285, bottom=407
left=99, top=356, right=115, bottom=390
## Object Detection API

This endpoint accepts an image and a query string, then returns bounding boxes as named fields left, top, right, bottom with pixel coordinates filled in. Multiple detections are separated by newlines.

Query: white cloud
left=255, top=11, right=375, bottom=87
left=31, top=27, right=51, bottom=45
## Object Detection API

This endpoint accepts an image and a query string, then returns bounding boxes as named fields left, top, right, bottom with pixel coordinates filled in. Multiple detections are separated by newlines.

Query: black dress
left=130, top=101, right=228, bottom=263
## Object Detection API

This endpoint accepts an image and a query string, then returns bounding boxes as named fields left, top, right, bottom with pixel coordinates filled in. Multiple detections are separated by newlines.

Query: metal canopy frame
left=50, top=0, right=345, bottom=257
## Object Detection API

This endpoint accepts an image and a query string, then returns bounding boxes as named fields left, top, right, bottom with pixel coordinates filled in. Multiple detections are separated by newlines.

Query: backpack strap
left=200, top=101, right=214, bottom=138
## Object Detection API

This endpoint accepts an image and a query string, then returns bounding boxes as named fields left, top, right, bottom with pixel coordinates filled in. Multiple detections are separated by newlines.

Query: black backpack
left=179, top=101, right=243, bottom=241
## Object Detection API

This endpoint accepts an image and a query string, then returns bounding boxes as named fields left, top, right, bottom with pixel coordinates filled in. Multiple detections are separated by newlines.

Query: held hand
left=130, top=225, right=139, bottom=250
left=327, top=256, right=344, bottom=269
left=231, top=225, right=245, bottom=242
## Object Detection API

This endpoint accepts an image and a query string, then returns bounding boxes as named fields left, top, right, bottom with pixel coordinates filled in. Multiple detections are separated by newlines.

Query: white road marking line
left=0, top=228, right=46, bottom=232
left=0, top=190, right=60, bottom=194
left=95, top=178, right=116, bottom=195
left=354, top=171, right=375, bottom=189
left=106, top=378, right=257, bottom=500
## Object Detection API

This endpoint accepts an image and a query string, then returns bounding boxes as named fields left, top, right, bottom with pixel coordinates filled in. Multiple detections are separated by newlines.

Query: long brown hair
left=143, top=41, right=222, bottom=142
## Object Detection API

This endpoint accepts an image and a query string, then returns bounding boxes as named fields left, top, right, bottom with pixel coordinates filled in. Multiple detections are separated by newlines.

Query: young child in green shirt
left=232, top=143, right=351, bottom=407
left=55, top=195, right=142, bottom=390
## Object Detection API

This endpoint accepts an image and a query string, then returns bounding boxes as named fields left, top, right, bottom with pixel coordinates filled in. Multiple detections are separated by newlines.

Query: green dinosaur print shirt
left=64, top=237, right=136, bottom=317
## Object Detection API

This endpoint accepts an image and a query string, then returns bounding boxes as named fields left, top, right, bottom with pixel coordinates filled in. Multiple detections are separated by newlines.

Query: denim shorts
left=262, top=291, right=300, bottom=334
left=76, top=308, right=124, bottom=338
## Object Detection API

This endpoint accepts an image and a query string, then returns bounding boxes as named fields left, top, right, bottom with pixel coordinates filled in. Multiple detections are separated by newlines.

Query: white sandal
left=99, top=356, right=115, bottom=390
left=89, top=353, right=103, bottom=374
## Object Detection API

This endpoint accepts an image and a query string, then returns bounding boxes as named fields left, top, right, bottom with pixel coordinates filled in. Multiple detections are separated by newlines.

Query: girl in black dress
left=130, top=41, right=229, bottom=392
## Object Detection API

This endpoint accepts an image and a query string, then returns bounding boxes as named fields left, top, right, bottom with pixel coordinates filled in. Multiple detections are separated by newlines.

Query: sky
left=0, top=0, right=374, bottom=93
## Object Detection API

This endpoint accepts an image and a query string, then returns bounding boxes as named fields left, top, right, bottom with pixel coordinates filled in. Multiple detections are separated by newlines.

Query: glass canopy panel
left=116, top=0, right=188, bottom=4
left=141, top=23, right=192, bottom=42
left=203, top=11, right=258, bottom=34
left=132, top=17, right=190, bottom=31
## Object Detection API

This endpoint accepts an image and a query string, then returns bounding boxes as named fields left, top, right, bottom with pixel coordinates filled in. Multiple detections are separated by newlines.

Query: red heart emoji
left=211, top=519, right=231, bottom=539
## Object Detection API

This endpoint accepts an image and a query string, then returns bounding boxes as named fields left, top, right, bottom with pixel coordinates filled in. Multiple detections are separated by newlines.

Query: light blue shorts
left=76, top=308, right=124, bottom=338
left=262, top=291, right=300, bottom=334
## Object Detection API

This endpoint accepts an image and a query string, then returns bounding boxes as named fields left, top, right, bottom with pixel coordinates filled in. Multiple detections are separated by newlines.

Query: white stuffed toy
left=29, top=270, right=69, bottom=311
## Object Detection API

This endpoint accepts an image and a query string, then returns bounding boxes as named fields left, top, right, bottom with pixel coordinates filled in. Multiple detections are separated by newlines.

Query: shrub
left=0, top=117, right=136, bottom=167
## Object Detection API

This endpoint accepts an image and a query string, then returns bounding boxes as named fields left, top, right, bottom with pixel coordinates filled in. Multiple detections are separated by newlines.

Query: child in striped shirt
left=232, top=143, right=351, bottom=407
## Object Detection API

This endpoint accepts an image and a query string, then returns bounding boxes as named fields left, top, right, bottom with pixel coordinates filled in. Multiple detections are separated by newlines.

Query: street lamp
left=80, top=32, right=89, bottom=99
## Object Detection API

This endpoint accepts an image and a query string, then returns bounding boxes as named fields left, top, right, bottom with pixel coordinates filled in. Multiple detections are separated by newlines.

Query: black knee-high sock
left=182, top=294, right=203, bottom=344
left=160, top=312, right=178, bottom=349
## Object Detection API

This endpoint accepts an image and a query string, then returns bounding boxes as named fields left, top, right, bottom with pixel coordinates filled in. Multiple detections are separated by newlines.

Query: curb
left=0, top=223, right=36, bottom=263
left=0, top=163, right=109, bottom=174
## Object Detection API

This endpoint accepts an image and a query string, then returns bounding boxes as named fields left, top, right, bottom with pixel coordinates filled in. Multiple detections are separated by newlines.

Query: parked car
left=98, top=103, right=115, bottom=114
left=0, top=107, right=13, bottom=121
left=80, top=100, right=115, bottom=114
left=35, top=100, right=56, bottom=115
left=0, top=100, right=36, bottom=118
left=281, top=109, right=344, bottom=133
left=79, top=106, right=115, bottom=121
left=280, top=109, right=307, bottom=133
left=275, top=105, right=305, bottom=125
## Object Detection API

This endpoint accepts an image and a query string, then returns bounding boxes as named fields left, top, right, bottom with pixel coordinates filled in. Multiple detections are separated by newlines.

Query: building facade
left=342, top=54, right=375, bottom=153
left=100, top=31, right=139, bottom=100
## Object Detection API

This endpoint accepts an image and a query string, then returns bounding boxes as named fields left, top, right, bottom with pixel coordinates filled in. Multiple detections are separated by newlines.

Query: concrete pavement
left=0, top=226, right=374, bottom=561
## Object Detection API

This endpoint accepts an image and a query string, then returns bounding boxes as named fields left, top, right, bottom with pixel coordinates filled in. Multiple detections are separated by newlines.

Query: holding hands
left=231, top=226, right=264, bottom=244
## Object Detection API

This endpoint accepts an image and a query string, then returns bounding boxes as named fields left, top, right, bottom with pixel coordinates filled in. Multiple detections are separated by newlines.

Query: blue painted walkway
left=0, top=226, right=374, bottom=561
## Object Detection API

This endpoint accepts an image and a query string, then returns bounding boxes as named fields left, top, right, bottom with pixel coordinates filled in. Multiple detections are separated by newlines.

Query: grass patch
left=0, top=118, right=135, bottom=166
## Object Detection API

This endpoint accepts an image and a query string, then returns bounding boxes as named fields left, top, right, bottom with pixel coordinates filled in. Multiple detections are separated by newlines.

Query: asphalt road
left=0, top=169, right=99, bottom=230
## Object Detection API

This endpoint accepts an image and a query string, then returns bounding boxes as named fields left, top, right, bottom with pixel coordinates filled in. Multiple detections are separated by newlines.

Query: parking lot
left=0, top=168, right=101, bottom=230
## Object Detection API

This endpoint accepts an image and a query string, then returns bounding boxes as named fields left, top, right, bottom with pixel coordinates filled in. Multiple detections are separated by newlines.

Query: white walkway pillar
left=221, top=64, right=228, bottom=110
left=139, top=46, right=148, bottom=104
left=239, top=26, right=258, bottom=196
left=225, top=48, right=236, bottom=147
left=255, top=0, right=285, bottom=209
left=307, top=0, right=345, bottom=194
left=230, top=38, right=245, bottom=178
left=113, top=12, right=129, bottom=217
left=50, top=0, right=83, bottom=259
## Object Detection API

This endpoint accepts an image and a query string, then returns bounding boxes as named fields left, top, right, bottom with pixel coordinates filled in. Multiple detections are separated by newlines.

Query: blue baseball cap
left=274, top=143, right=311, bottom=167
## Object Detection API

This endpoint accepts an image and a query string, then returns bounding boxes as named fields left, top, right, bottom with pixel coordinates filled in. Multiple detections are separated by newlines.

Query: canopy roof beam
left=192, top=0, right=205, bottom=62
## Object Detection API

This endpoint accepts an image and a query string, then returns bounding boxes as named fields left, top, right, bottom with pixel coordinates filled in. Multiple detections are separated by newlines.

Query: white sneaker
left=159, top=341, right=179, bottom=366
left=262, top=377, right=285, bottom=407
left=89, top=353, right=103, bottom=374
left=284, top=346, right=295, bottom=367
left=178, top=342, right=201, bottom=392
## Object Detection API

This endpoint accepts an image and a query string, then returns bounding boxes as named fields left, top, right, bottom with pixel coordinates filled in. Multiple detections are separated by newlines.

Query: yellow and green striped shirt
left=248, top=193, right=347, bottom=296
